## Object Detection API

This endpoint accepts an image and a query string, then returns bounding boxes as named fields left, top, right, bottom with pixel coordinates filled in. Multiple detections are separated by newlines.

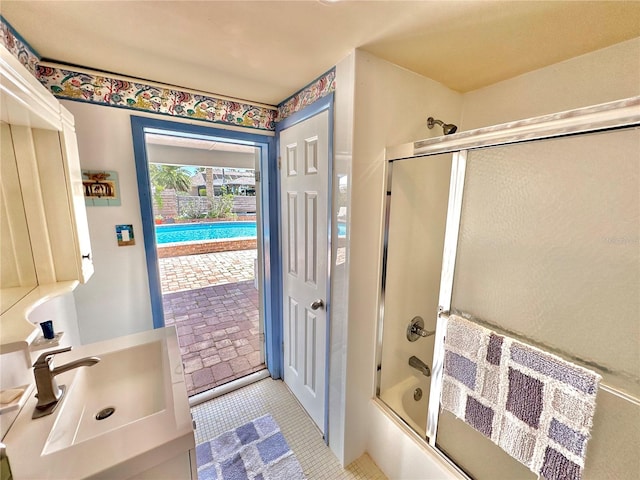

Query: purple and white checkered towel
left=441, top=314, right=601, bottom=480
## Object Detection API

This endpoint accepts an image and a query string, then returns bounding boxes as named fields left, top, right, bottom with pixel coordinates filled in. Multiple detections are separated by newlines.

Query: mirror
left=1, top=121, right=37, bottom=313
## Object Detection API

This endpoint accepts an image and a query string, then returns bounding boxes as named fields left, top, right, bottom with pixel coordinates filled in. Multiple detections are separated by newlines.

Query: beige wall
left=328, top=52, right=355, bottom=465
left=461, top=37, right=640, bottom=129
left=62, top=102, right=152, bottom=344
left=51, top=35, right=640, bottom=479
left=340, top=38, right=640, bottom=478
left=62, top=101, right=270, bottom=344
left=333, top=49, right=463, bottom=470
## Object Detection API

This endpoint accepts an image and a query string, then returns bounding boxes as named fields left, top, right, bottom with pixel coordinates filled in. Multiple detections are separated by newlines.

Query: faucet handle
left=33, top=346, right=72, bottom=368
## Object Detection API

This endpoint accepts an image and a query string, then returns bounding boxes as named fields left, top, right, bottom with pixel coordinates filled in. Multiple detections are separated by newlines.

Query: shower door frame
left=375, top=97, right=640, bottom=462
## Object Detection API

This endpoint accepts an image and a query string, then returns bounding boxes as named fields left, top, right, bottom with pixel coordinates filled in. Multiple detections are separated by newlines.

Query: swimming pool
left=155, top=221, right=257, bottom=244
left=155, top=220, right=347, bottom=245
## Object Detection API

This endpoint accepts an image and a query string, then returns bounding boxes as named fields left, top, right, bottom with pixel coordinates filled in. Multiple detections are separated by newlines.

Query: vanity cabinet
left=4, top=327, right=196, bottom=479
left=0, top=45, right=93, bottom=346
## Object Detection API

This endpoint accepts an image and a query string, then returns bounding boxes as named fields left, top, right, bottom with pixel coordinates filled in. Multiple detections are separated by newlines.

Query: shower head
left=427, top=117, right=458, bottom=135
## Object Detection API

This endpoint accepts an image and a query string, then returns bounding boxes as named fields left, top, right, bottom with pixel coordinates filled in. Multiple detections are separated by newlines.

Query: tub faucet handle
left=406, top=316, right=435, bottom=342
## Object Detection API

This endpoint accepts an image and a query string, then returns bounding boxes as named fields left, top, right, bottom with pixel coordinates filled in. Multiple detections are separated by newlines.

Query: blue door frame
left=130, top=116, right=282, bottom=379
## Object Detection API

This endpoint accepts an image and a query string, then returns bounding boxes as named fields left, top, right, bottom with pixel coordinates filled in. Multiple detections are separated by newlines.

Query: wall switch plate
left=116, top=224, right=135, bottom=246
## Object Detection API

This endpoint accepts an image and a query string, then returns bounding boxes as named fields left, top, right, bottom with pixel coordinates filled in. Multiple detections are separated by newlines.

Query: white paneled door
left=279, top=110, right=329, bottom=433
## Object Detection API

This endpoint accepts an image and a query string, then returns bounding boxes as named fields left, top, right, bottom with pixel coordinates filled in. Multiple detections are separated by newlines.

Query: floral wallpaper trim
left=277, top=68, right=336, bottom=121
left=36, top=65, right=277, bottom=131
left=0, top=16, right=40, bottom=76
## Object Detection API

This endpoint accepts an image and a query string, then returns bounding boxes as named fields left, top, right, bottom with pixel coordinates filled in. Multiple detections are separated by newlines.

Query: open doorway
left=148, top=134, right=263, bottom=396
left=131, top=117, right=280, bottom=398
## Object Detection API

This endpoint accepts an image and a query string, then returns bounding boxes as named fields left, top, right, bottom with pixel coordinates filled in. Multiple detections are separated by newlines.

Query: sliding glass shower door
left=436, top=127, right=640, bottom=479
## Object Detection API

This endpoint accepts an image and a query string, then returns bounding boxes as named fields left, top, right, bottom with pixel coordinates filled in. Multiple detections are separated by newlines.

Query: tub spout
left=409, top=356, right=431, bottom=377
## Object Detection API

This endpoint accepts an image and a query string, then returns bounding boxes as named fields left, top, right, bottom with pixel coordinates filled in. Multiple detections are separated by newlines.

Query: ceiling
left=2, top=1, right=639, bottom=105
left=146, top=133, right=257, bottom=153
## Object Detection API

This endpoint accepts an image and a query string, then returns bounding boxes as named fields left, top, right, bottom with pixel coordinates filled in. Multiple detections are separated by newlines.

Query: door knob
left=310, top=299, right=324, bottom=310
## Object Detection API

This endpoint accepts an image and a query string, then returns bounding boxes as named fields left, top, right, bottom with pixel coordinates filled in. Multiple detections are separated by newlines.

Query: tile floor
left=159, top=249, right=264, bottom=396
left=191, top=378, right=387, bottom=480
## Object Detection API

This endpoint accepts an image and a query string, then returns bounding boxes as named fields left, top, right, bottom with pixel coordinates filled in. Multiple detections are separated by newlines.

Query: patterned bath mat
left=441, top=314, right=601, bottom=480
left=196, top=414, right=306, bottom=480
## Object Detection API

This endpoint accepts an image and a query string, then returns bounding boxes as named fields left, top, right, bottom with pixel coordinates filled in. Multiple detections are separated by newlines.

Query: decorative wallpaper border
left=37, top=65, right=277, bottom=131
left=277, top=68, right=336, bottom=121
left=0, top=15, right=39, bottom=76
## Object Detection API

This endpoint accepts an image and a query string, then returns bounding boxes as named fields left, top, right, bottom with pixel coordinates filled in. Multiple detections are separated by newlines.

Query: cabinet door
left=60, top=118, right=94, bottom=283
left=30, top=123, right=93, bottom=284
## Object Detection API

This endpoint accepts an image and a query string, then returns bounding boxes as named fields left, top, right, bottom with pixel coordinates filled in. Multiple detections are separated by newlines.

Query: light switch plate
left=115, top=224, right=135, bottom=246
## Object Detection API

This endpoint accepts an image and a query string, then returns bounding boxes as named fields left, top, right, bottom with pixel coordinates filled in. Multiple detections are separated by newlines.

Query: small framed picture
left=83, top=170, right=121, bottom=206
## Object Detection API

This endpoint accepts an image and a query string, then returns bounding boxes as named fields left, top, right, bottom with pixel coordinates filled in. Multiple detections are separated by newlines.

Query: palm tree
left=149, top=164, right=191, bottom=193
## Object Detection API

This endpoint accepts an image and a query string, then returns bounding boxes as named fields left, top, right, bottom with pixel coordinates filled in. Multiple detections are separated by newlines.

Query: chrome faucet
left=32, top=346, right=100, bottom=419
left=409, top=356, right=431, bottom=377
left=406, top=316, right=435, bottom=342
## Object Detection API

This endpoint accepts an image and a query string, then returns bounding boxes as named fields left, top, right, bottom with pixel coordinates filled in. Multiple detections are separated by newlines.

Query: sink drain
left=95, top=407, right=116, bottom=420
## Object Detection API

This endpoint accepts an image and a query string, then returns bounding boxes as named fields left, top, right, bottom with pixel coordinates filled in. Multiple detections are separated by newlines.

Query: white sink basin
left=43, top=341, right=166, bottom=455
left=4, top=327, right=194, bottom=479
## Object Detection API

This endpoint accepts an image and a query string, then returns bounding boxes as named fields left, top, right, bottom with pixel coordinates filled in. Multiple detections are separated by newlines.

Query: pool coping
left=157, top=237, right=257, bottom=258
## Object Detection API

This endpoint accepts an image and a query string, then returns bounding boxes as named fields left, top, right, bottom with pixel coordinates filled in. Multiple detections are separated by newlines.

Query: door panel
left=305, top=309, right=317, bottom=392
left=288, top=297, right=299, bottom=373
left=280, top=111, right=329, bottom=432
left=305, top=192, right=318, bottom=284
left=287, top=192, right=298, bottom=275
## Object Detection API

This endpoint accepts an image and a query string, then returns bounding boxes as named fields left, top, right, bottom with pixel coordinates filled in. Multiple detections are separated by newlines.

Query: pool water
left=155, top=222, right=256, bottom=244
left=155, top=221, right=348, bottom=244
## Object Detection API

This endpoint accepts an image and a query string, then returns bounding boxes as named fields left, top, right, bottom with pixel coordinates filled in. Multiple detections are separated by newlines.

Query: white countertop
left=4, top=327, right=194, bottom=479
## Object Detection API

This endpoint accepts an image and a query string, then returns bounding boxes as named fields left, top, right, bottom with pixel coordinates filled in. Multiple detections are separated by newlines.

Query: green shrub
left=178, top=200, right=207, bottom=219
left=208, top=188, right=235, bottom=219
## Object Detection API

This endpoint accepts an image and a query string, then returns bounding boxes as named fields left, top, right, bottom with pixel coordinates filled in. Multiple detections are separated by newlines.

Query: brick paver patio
left=159, top=250, right=257, bottom=294
left=159, top=249, right=265, bottom=396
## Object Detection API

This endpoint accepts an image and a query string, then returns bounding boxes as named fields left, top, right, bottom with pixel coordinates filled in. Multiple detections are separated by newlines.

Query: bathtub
left=379, top=374, right=430, bottom=437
